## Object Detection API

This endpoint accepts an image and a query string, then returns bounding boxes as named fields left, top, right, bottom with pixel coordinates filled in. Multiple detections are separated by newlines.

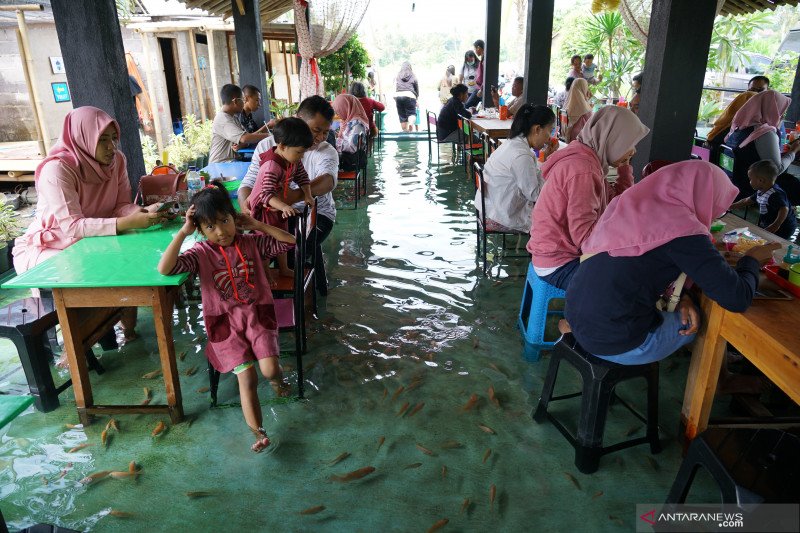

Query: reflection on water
left=0, top=140, right=693, bottom=532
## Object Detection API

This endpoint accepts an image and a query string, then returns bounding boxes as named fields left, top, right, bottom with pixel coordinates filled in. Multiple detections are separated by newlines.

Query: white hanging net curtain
left=619, top=0, right=727, bottom=46
left=294, top=0, right=370, bottom=98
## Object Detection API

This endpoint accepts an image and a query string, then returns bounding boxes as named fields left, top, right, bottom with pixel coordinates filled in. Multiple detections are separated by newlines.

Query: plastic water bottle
left=186, top=168, right=202, bottom=199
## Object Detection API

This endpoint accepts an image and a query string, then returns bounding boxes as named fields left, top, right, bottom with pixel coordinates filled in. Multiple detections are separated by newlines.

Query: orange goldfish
left=330, top=466, right=375, bottom=482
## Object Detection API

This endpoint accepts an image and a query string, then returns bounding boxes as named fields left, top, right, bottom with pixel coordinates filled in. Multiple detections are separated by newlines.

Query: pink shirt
left=528, top=141, right=633, bottom=269
left=13, top=160, right=141, bottom=273
left=249, top=148, right=310, bottom=225
left=566, top=113, right=591, bottom=143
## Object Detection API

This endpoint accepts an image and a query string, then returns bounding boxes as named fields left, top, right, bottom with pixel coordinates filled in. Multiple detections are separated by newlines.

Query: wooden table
left=680, top=213, right=800, bottom=442
left=3, top=223, right=189, bottom=425
left=469, top=117, right=512, bottom=139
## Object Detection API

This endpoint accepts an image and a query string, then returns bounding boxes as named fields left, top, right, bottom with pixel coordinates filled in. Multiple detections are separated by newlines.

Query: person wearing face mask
left=460, top=51, right=480, bottom=106
left=528, top=106, right=650, bottom=290
left=475, top=104, right=559, bottom=233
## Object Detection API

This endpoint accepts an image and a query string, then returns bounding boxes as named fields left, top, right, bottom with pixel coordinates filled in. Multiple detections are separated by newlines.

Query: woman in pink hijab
left=528, top=106, right=650, bottom=290
left=563, top=77, right=592, bottom=142
left=564, top=161, right=778, bottom=364
left=14, top=106, right=164, bottom=340
left=725, top=89, right=800, bottom=201
left=331, top=94, right=369, bottom=164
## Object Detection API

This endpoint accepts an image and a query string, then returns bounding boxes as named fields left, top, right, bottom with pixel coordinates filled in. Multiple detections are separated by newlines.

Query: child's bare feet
left=250, top=427, right=271, bottom=452
left=270, top=378, right=291, bottom=397
left=279, top=267, right=294, bottom=279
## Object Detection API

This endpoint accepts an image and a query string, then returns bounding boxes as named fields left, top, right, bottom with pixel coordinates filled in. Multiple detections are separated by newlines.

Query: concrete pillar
left=483, top=0, right=501, bottom=107
left=631, top=0, right=716, bottom=178
left=232, top=0, right=271, bottom=122
left=785, top=57, right=800, bottom=124
left=50, top=0, right=146, bottom=191
left=522, top=0, right=555, bottom=106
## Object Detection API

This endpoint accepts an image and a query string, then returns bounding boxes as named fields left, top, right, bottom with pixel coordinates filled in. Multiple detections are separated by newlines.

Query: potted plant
left=0, top=202, right=23, bottom=274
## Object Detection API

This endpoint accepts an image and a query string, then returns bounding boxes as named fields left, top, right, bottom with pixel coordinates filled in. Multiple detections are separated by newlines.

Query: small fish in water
left=80, top=470, right=112, bottom=484
left=592, top=491, right=604, bottom=499
left=490, top=484, right=496, bottom=510
left=151, top=421, right=166, bottom=437
left=186, top=491, right=213, bottom=498
left=609, top=515, right=624, bottom=526
left=489, top=362, right=507, bottom=377
left=108, top=418, right=120, bottom=432
left=408, top=402, right=425, bottom=417
left=382, top=388, right=388, bottom=399
left=67, top=443, right=94, bottom=453
left=109, top=510, right=133, bottom=518
left=41, top=476, right=48, bottom=485
left=141, top=387, right=152, bottom=406
left=416, top=443, right=435, bottom=456
left=397, top=402, right=410, bottom=417
left=129, top=461, right=137, bottom=474
left=403, top=462, right=423, bottom=470
left=441, top=465, right=447, bottom=479
left=460, top=497, right=470, bottom=514
left=462, top=393, right=479, bottom=411
left=377, top=436, right=385, bottom=450
left=406, top=378, right=424, bottom=392
left=472, top=337, right=480, bottom=349
left=330, top=466, right=375, bottom=482
left=141, top=369, right=162, bottom=379
left=101, top=429, right=109, bottom=447
left=391, top=385, right=405, bottom=401
left=428, top=518, right=449, bottom=533
left=646, top=456, right=660, bottom=472
left=564, top=472, right=581, bottom=490
left=64, top=423, right=81, bottom=429
left=488, top=386, right=500, bottom=408
left=178, top=350, right=187, bottom=361
left=478, top=424, right=496, bottom=435
left=328, top=452, right=350, bottom=466
left=299, top=505, right=325, bottom=515
left=483, top=448, right=492, bottom=464
left=440, top=440, right=463, bottom=449
left=197, top=387, right=209, bottom=393
left=184, top=365, right=198, bottom=376
left=625, top=426, right=639, bottom=437
left=109, top=471, right=139, bottom=479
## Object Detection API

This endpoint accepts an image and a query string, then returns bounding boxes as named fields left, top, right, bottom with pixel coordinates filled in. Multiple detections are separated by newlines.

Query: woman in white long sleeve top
left=475, top=104, right=559, bottom=233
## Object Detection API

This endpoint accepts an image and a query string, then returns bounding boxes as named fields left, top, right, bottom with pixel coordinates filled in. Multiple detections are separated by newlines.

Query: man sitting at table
left=209, top=84, right=270, bottom=163
left=506, top=77, right=526, bottom=118
left=238, top=96, right=339, bottom=295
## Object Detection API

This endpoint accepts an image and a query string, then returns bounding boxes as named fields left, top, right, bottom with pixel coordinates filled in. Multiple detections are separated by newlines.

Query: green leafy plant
left=766, top=52, right=800, bottom=94
left=697, top=95, right=723, bottom=124
left=318, top=34, right=370, bottom=93
left=140, top=114, right=213, bottom=171
left=0, top=203, right=22, bottom=244
left=707, top=13, right=771, bottom=86
left=270, top=100, right=300, bottom=119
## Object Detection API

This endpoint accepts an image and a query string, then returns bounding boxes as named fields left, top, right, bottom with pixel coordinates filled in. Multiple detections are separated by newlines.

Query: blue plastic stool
left=518, top=263, right=566, bottom=361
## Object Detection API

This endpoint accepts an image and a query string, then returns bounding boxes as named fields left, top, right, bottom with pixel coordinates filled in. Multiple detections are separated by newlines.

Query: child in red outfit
left=249, top=117, right=314, bottom=284
left=159, top=182, right=295, bottom=452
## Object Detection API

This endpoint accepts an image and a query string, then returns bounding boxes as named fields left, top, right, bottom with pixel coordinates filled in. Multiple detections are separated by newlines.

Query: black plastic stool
left=666, top=428, right=800, bottom=504
left=533, top=333, right=661, bottom=473
left=0, top=297, right=107, bottom=412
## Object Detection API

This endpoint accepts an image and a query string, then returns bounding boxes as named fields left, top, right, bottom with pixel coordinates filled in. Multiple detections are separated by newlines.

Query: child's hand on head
left=180, top=205, right=196, bottom=235
left=234, top=212, right=261, bottom=232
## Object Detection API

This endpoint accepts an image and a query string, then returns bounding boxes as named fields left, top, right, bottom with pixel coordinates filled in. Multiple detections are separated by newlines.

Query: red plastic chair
left=642, top=160, right=674, bottom=178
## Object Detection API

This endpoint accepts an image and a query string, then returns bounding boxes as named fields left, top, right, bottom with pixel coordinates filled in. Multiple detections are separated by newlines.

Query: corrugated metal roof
left=178, top=0, right=292, bottom=25
left=720, top=0, right=800, bottom=16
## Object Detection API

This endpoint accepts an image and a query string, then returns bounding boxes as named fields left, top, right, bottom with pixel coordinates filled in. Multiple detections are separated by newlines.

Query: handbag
left=135, top=170, right=187, bottom=205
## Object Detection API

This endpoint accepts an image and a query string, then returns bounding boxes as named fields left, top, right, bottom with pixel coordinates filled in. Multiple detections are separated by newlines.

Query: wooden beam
left=235, top=0, right=246, bottom=16
left=139, top=33, right=164, bottom=154
left=206, top=29, right=222, bottom=111
left=282, top=40, right=292, bottom=104
left=15, top=12, right=48, bottom=155
left=0, top=4, right=43, bottom=11
left=187, top=30, right=208, bottom=121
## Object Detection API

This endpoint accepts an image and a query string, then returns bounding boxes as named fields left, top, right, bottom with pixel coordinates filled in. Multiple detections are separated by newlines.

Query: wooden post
left=232, top=0, right=271, bottom=122
left=522, top=0, right=555, bottom=106
left=16, top=11, right=49, bottom=155
left=282, top=41, right=292, bottom=104
left=139, top=33, right=164, bottom=154
left=482, top=0, right=501, bottom=108
left=205, top=29, right=222, bottom=111
left=187, top=30, right=207, bottom=121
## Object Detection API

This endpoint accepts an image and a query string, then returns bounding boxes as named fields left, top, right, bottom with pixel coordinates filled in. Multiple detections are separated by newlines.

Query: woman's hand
left=677, top=295, right=700, bottom=336
left=542, top=138, right=559, bottom=159
left=144, top=202, right=162, bottom=213
left=117, top=210, right=165, bottom=232
left=744, top=242, right=781, bottom=265
left=179, top=205, right=196, bottom=236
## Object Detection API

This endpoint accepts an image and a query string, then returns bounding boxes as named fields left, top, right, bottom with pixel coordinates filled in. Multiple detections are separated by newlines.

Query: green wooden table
left=3, top=222, right=190, bottom=425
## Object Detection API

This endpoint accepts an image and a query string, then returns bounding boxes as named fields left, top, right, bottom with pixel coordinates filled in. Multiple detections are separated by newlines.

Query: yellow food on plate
left=732, top=237, right=767, bottom=253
